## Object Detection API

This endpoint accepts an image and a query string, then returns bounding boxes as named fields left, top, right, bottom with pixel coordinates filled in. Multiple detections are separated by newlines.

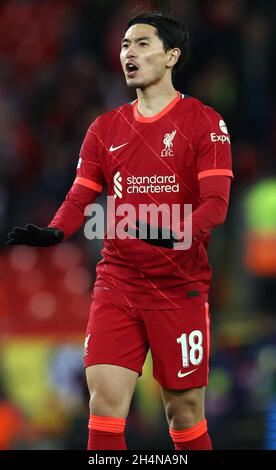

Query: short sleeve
left=74, top=118, right=105, bottom=193
left=195, top=106, right=233, bottom=181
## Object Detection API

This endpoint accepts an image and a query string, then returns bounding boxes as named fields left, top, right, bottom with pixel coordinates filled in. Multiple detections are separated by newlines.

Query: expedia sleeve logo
left=210, top=119, right=230, bottom=144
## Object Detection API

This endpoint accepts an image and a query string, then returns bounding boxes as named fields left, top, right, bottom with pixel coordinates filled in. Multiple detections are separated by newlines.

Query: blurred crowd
left=0, top=0, right=276, bottom=450
left=0, top=0, right=275, bottom=235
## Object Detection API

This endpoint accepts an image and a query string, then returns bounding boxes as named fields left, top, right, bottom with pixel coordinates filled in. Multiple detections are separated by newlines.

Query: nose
left=126, top=44, right=137, bottom=58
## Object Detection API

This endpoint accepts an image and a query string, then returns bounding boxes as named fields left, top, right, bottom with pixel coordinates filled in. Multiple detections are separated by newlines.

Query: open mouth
left=126, top=63, right=139, bottom=77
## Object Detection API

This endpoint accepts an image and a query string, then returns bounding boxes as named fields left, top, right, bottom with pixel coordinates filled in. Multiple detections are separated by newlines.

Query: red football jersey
left=55, top=92, right=233, bottom=309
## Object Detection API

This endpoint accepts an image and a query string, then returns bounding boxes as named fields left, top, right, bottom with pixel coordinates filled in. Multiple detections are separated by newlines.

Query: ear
left=166, top=48, right=181, bottom=68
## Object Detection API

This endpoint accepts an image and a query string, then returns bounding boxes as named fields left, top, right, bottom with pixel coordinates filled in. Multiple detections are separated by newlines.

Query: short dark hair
left=127, top=12, right=190, bottom=78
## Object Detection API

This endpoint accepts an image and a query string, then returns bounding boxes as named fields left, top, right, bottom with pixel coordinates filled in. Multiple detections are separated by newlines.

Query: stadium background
left=0, top=0, right=275, bottom=450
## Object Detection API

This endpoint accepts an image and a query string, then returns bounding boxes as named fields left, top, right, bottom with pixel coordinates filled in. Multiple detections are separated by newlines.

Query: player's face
left=120, top=24, right=171, bottom=89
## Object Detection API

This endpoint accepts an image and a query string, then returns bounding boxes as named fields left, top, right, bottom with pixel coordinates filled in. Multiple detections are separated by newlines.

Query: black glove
left=128, top=220, right=178, bottom=248
left=5, top=224, right=64, bottom=247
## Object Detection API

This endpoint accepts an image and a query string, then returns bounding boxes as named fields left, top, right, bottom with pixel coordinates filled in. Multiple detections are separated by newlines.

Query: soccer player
left=6, top=12, right=233, bottom=450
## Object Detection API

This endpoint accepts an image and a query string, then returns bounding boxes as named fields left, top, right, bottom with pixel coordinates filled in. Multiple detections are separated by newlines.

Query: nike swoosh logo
left=109, top=142, right=128, bottom=152
left=177, top=368, right=198, bottom=378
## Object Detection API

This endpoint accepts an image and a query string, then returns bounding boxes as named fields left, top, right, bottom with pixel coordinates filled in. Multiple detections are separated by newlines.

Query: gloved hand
left=133, top=220, right=178, bottom=248
left=5, top=224, right=64, bottom=247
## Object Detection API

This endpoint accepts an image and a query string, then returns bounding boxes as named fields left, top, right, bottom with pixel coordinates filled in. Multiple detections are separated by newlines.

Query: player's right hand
left=5, top=224, right=64, bottom=247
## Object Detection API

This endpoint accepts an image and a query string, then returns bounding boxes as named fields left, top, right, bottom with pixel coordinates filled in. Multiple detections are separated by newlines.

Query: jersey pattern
left=77, top=92, right=233, bottom=309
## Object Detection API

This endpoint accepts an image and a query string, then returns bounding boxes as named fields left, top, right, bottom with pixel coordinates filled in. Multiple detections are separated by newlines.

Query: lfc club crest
left=161, top=130, right=176, bottom=157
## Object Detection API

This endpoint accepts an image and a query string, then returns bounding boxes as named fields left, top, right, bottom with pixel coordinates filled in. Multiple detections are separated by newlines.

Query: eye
left=121, top=43, right=129, bottom=49
left=139, top=42, right=148, bottom=47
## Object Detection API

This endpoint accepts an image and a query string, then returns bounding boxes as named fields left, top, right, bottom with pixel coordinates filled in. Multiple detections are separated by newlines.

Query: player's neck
left=136, top=84, right=178, bottom=117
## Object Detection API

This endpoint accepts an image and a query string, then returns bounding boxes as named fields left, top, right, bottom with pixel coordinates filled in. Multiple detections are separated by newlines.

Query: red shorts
left=84, top=291, right=210, bottom=390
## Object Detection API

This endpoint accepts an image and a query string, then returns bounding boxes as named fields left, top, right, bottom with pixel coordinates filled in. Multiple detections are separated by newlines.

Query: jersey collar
left=133, top=91, right=181, bottom=123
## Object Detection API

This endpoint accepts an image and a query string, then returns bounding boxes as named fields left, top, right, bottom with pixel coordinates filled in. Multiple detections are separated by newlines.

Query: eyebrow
left=121, top=36, right=152, bottom=45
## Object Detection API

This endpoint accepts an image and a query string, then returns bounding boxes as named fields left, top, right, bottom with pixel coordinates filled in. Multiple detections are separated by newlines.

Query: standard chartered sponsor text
left=126, top=174, right=179, bottom=194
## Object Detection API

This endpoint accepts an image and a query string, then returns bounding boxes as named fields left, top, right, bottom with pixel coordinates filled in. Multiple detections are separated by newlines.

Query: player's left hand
left=134, top=220, right=178, bottom=248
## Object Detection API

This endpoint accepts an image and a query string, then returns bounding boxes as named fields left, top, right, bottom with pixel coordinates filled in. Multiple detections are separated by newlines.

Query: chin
left=126, top=79, right=141, bottom=88
left=126, top=80, right=148, bottom=90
